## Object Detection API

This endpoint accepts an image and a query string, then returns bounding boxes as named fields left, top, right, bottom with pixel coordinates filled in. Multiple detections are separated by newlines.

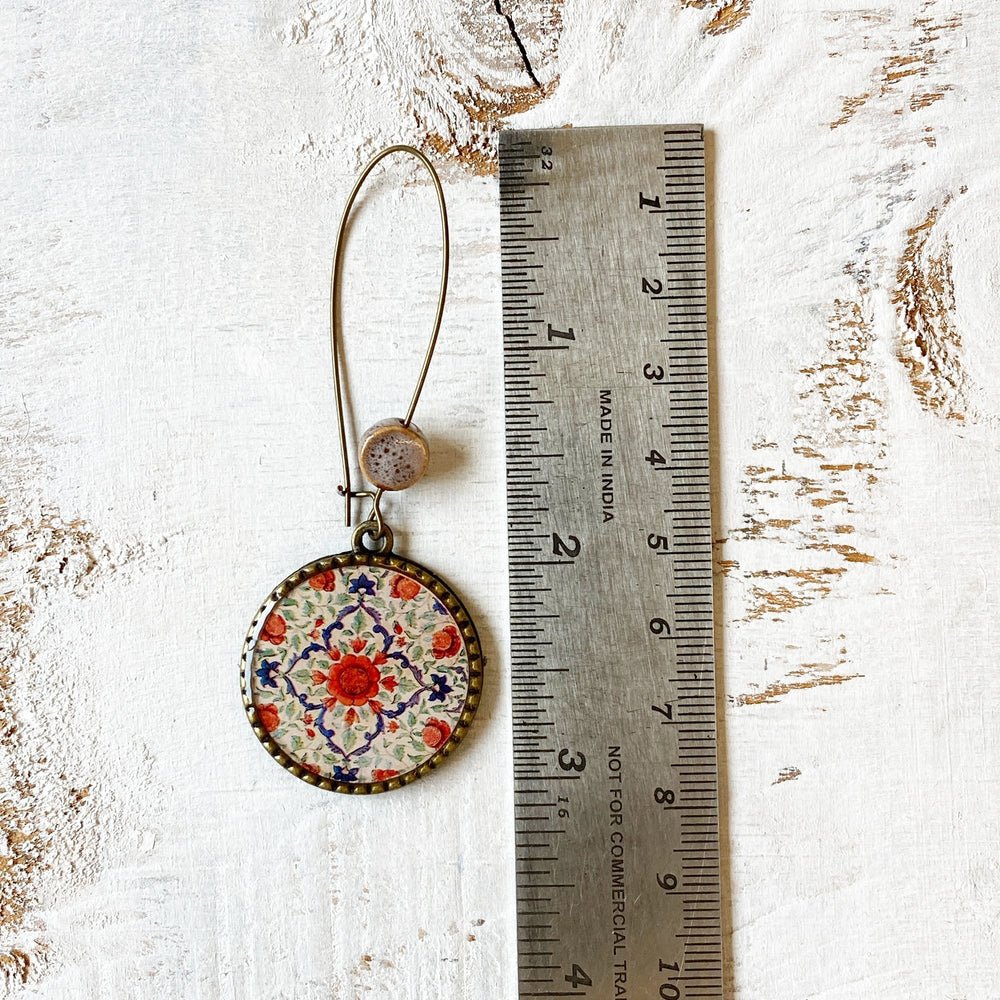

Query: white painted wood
left=2, top=0, right=998, bottom=997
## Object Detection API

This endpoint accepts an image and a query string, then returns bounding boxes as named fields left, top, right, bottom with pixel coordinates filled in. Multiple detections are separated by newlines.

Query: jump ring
left=352, top=519, right=394, bottom=555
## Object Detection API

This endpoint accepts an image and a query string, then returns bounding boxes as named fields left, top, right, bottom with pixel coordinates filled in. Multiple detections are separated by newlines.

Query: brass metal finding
left=329, top=145, right=449, bottom=546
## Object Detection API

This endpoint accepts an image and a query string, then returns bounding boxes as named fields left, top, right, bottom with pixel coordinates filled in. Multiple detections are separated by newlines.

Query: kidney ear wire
left=329, top=144, right=450, bottom=549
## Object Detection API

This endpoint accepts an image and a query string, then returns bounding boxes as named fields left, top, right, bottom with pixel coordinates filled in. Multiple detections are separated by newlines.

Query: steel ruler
left=499, top=125, right=721, bottom=999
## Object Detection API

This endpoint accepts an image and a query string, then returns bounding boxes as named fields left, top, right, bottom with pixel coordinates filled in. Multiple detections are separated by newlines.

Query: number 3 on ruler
left=557, top=748, right=587, bottom=772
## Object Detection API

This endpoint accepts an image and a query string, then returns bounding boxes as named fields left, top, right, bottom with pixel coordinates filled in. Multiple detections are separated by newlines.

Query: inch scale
left=499, top=125, right=721, bottom=999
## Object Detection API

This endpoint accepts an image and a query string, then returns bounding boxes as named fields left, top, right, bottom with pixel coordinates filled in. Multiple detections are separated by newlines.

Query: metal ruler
left=499, top=125, right=721, bottom=999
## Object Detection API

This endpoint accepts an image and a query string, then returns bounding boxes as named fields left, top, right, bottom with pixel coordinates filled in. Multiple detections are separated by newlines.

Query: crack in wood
left=278, top=1, right=561, bottom=175
left=493, top=0, right=542, bottom=88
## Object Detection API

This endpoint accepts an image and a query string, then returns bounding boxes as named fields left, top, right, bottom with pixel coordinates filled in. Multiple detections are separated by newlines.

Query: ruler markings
left=502, top=125, right=721, bottom=999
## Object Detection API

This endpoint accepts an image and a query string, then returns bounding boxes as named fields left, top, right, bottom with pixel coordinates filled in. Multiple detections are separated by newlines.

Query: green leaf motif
left=250, top=559, right=474, bottom=784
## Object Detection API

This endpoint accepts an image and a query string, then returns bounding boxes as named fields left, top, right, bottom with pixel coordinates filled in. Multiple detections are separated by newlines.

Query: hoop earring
left=240, top=146, right=483, bottom=793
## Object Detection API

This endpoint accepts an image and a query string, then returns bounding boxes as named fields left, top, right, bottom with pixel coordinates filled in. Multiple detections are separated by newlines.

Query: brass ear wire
left=329, top=145, right=450, bottom=545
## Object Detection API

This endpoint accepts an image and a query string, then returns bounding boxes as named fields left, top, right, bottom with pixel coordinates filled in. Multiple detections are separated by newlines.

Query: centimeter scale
left=499, top=125, right=721, bottom=999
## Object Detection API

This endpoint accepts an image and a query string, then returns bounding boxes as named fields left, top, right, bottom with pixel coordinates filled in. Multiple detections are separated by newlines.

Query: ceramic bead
left=358, top=419, right=429, bottom=491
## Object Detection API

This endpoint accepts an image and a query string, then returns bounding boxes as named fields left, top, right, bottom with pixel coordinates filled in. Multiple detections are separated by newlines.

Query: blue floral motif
left=251, top=563, right=473, bottom=784
left=349, top=574, right=376, bottom=596
left=429, top=673, right=452, bottom=703
left=255, top=660, right=281, bottom=689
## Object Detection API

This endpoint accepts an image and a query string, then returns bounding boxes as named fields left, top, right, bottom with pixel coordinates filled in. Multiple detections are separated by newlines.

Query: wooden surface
left=2, top=1, right=999, bottom=997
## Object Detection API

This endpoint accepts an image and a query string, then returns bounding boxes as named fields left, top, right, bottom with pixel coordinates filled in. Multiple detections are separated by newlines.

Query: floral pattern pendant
left=241, top=551, right=483, bottom=793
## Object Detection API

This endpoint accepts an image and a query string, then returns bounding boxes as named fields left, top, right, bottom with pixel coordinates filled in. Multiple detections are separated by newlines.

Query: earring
left=241, top=146, right=483, bottom=793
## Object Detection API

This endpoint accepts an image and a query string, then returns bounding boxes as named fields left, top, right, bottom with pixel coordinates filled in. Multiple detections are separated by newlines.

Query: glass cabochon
left=241, top=552, right=483, bottom=792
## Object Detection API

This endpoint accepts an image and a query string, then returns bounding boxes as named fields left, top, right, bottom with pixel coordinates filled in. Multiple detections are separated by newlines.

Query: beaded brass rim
left=241, top=551, right=483, bottom=794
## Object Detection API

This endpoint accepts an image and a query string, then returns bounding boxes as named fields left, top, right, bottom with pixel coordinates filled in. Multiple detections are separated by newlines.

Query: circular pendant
left=241, top=551, right=483, bottom=793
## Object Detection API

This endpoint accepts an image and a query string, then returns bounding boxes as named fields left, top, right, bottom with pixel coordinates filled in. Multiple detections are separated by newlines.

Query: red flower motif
left=311, top=670, right=328, bottom=685
left=382, top=676, right=398, bottom=692
left=301, top=761, right=321, bottom=775
left=350, top=637, right=367, bottom=653
left=257, top=702, right=280, bottom=733
left=325, top=653, right=381, bottom=706
left=389, top=574, right=421, bottom=601
left=261, top=613, right=286, bottom=646
left=368, top=699, right=384, bottom=715
left=393, top=622, right=404, bottom=635
left=344, top=707, right=359, bottom=725
left=432, top=625, right=462, bottom=660
left=422, top=717, right=451, bottom=749
left=305, top=727, right=316, bottom=738
left=308, top=570, right=337, bottom=591
left=372, top=769, right=400, bottom=781
left=387, top=720, right=399, bottom=733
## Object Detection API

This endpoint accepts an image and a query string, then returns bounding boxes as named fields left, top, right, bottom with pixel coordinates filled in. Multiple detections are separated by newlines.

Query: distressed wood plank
left=2, top=0, right=999, bottom=997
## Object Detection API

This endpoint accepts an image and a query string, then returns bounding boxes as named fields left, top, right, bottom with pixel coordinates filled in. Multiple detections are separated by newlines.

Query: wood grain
left=0, top=413, right=146, bottom=989
left=893, top=190, right=969, bottom=419
left=279, top=0, right=562, bottom=174
left=679, top=0, right=755, bottom=36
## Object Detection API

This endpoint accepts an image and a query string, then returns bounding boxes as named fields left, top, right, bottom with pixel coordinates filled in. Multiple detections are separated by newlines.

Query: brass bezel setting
left=241, top=551, right=483, bottom=794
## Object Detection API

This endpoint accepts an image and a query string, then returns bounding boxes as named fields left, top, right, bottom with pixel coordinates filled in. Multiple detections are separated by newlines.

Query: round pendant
left=241, top=551, right=483, bottom=793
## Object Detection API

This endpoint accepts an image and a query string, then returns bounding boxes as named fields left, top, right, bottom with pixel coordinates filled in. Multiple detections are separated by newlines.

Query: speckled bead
left=358, top=419, right=429, bottom=491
